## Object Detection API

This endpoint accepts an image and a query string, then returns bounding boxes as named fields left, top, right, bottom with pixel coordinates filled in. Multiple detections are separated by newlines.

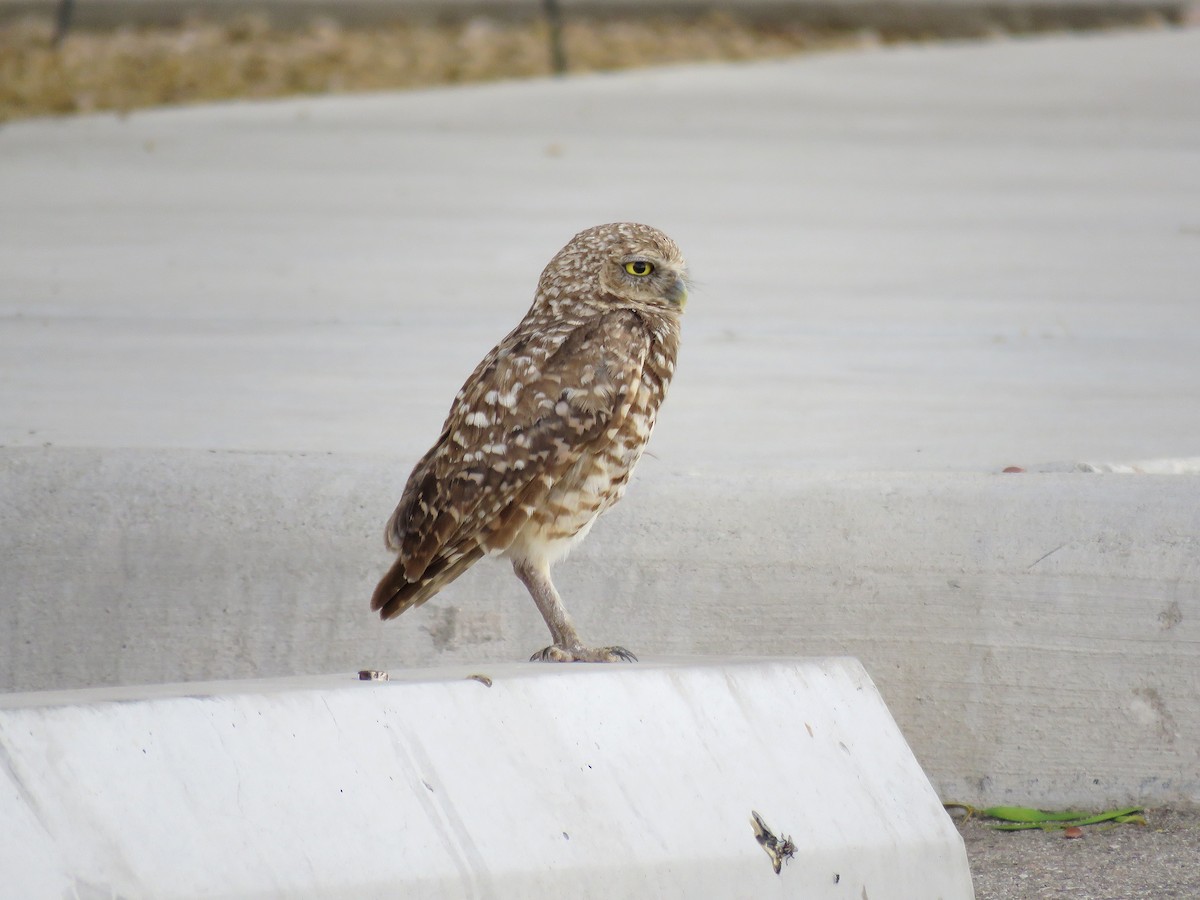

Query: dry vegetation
left=0, top=13, right=879, bottom=122
left=2, top=7, right=1172, bottom=123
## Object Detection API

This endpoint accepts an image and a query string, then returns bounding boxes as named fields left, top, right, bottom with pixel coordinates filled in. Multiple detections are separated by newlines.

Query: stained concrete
left=1, top=29, right=1199, bottom=810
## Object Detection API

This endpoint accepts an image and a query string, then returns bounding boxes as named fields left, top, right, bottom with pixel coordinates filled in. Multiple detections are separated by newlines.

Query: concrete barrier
left=0, top=658, right=974, bottom=898
left=2, top=446, right=1199, bottom=814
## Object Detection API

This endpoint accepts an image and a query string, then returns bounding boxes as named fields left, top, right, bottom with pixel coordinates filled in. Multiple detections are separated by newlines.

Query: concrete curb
left=3, top=446, right=1197, bottom=809
left=0, top=658, right=975, bottom=898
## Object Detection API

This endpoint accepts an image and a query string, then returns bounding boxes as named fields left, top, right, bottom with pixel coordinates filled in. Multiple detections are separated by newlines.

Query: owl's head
left=538, top=222, right=689, bottom=314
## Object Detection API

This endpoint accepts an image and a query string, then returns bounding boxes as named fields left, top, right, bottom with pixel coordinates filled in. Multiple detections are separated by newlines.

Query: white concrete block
left=0, top=659, right=973, bottom=899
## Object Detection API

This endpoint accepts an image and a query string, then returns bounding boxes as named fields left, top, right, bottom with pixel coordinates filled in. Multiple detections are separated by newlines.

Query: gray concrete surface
left=0, top=659, right=974, bottom=899
left=4, top=31, right=1199, bottom=469
left=2, top=25, right=1199, bottom=821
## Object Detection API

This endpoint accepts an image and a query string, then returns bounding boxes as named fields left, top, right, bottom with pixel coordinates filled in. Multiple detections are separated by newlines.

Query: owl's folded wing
left=383, top=308, right=653, bottom=585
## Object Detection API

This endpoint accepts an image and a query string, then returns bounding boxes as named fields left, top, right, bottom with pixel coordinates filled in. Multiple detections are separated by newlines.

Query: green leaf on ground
left=944, top=803, right=1145, bottom=831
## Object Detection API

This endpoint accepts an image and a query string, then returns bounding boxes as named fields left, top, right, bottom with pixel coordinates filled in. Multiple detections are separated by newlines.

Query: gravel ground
left=960, top=809, right=1200, bottom=899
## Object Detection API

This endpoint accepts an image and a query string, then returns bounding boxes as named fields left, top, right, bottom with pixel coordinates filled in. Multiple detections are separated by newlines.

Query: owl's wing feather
left=371, top=309, right=651, bottom=617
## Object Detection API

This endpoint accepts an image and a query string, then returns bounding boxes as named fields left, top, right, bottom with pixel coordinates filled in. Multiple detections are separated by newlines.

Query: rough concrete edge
left=0, top=654, right=814, bottom=707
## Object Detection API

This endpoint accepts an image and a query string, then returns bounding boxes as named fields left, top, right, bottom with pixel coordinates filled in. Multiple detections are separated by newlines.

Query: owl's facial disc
left=603, top=251, right=688, bottom=311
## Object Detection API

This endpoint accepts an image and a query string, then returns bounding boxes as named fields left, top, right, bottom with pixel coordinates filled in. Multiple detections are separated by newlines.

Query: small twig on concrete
left=1027, top=542, right=1066, bottom=570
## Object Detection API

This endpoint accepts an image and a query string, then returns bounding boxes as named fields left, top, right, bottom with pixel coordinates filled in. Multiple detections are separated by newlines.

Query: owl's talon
left=604, top=646, right=638, bottom=663
left=531, top=644, right=638, bottom=663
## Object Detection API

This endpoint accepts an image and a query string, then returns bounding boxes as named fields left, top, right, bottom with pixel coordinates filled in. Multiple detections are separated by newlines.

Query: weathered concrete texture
left=3, top=447, right=1197, bottom=810
left=0, top=659, right=975, bottom=899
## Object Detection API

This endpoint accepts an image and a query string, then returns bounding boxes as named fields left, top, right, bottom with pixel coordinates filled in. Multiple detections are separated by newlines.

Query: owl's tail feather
left=372, top=545, right=485, bottom=620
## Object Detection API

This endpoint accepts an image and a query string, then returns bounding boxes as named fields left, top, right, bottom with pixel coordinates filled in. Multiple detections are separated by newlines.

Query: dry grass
left=0, top=13, right=878, bottom=122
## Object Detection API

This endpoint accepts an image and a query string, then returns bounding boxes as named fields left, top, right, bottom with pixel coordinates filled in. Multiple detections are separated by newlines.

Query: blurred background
left=1, top=0, right=1185, bottom=123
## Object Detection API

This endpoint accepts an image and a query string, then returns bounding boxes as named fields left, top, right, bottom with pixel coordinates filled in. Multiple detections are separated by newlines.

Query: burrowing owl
left=371, top=223, right=688, bottom=662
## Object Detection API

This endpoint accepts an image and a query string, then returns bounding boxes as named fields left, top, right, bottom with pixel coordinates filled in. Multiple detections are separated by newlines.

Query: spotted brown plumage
left=371, top=223, right=688, bottom=662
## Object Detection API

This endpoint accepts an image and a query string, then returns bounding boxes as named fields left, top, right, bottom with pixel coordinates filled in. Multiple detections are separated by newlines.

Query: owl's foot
left=530, top=644, right=638, bottom=663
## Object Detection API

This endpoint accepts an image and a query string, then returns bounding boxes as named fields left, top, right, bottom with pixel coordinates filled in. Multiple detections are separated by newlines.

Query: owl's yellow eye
left=624, top=260, right=655, bottom=277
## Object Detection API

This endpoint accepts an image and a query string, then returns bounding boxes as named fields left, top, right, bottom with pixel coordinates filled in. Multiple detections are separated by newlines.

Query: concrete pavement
left=2, top=27, right=1199, bottom=813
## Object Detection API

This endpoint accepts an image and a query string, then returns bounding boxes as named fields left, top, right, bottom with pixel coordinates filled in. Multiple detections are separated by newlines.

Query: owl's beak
left=667, top=275, right=689, bottom=309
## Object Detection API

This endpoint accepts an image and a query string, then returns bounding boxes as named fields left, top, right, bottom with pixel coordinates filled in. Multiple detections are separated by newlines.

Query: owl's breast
left=503, top=372, right=666, bottom=569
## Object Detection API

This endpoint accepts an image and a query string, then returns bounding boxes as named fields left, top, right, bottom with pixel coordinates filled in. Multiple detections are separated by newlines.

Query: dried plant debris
left=1, top=6, right=1174, bottom=123
left=750, top=810, right=797, bottom=874
left=0, top=13, right=876, bottom=123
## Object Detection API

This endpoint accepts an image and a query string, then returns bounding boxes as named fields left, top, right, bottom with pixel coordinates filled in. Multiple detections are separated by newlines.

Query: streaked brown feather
left=372, top=543, right=485, bottom=619
left=377, top=312, right=652, bottom=616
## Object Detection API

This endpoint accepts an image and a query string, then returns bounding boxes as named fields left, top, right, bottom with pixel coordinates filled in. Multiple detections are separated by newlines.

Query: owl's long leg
left=512, top=559, right=637, bottom=663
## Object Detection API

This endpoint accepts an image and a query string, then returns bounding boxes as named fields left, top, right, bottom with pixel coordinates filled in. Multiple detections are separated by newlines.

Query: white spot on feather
left=498, top=383, right=523, bottom=409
